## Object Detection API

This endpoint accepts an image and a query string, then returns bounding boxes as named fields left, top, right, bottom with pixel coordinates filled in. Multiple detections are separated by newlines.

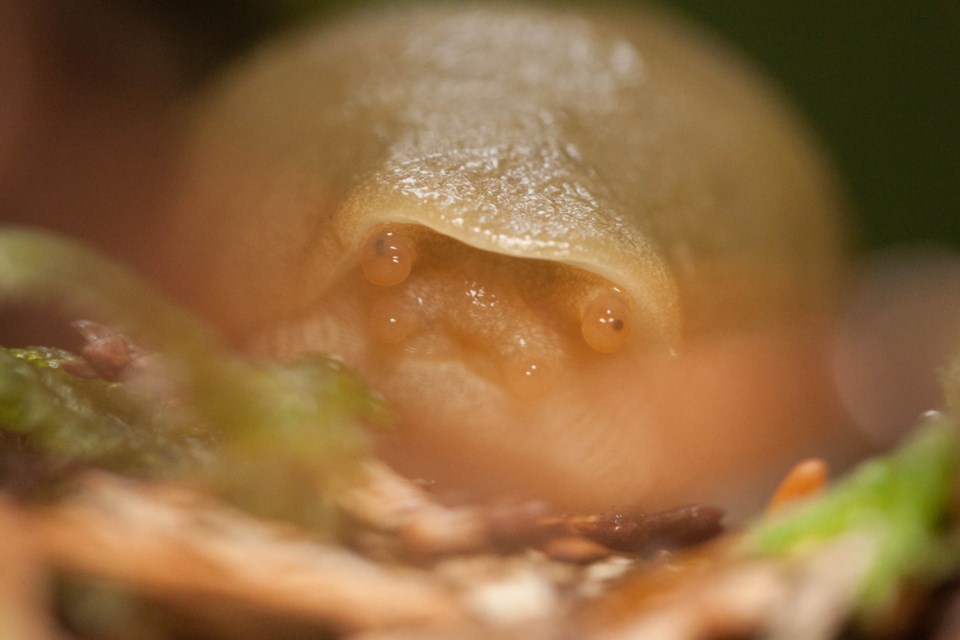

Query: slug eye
left=580, top=289, right=632, bottom=354
left=361, top=226, right=417, bottom=286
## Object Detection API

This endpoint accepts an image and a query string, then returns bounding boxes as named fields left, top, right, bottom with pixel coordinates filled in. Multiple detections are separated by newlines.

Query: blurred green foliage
left=0, top=346, right=210, bottom=479
left=748, top=412, right=959, bottom=621
left=659, top=0, right=960, bottom=252
left=0, top=228, right=386, bottom=530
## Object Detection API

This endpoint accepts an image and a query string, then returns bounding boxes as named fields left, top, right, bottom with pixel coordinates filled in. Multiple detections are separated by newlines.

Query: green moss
left=0, top=346, right=210, bottom=478
left=0, top=227, right=386, bottom=530
left=747, top=413, right=960, bottom=619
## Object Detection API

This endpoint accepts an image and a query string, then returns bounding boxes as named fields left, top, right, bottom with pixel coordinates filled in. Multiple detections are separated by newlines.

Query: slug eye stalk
left=361, top=226, right=417, bottom=287
left=580, top=289, right=632, bottom=354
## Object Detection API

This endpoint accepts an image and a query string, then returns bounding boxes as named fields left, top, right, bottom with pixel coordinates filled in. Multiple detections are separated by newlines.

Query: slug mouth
left=245, top=224, right=859, bottom=513
left=242, top=224, right=661, bottom=496
left=250, top=224, right=647, bottom=395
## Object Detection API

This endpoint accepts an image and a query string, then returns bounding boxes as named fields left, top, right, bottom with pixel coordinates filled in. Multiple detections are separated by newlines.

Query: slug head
left=161, top=4, right=858, bottom=514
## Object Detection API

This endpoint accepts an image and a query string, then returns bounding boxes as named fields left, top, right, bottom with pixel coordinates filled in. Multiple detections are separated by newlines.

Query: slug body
left=164, top=4, right=856, bottom=513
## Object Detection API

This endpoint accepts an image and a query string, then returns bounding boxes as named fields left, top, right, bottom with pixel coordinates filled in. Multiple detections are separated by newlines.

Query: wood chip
left=572, top=504, right=725, bottom=554
left=27, top=474, right=462, bottom=633
left=0, top=499, right=65, bottom=640
left=766, top=458, right=829, bottom=514
left=541, top=536, right=611, bottom=564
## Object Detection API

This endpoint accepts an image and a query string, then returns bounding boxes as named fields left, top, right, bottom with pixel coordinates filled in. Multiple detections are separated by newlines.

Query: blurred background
left=0, top=0, right=957, bottom=252
left=665, top=0, right=960, bottom=252
left=0, top=0, right=958, bottom=435
left=4, top=0, right=957, bottom=250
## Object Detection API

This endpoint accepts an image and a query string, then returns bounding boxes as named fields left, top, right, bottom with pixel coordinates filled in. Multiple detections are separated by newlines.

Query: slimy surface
left=163, top=4, right=859, bottom=514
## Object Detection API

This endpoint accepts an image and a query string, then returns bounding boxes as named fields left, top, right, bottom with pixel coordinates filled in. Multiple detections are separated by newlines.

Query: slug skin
left=163, top=4, right=858, bottom=514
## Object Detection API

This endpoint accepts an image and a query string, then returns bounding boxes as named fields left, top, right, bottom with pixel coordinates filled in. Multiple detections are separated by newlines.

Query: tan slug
left=162, top=3, right=860, bottom=514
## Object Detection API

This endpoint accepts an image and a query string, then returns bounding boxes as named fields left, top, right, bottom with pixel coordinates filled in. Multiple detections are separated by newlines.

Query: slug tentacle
left=368, top=292, right=418, bottom=345
left=502, top=355, right=551, bottom=398
left=580, top=288, right=632, bottom=354
left=361, top=226, right=417, bottom=287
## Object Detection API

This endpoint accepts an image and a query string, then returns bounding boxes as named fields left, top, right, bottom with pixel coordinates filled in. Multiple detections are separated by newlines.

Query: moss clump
left=0, top=227, right=386, bottom=530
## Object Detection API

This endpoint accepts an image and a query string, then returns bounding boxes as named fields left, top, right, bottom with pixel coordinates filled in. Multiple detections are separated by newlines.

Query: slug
left=161, top=3, right=860, bottom=514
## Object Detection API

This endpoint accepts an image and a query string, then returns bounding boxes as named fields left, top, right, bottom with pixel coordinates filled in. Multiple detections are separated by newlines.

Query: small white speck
left=462, top=569, right=557, bottom=627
